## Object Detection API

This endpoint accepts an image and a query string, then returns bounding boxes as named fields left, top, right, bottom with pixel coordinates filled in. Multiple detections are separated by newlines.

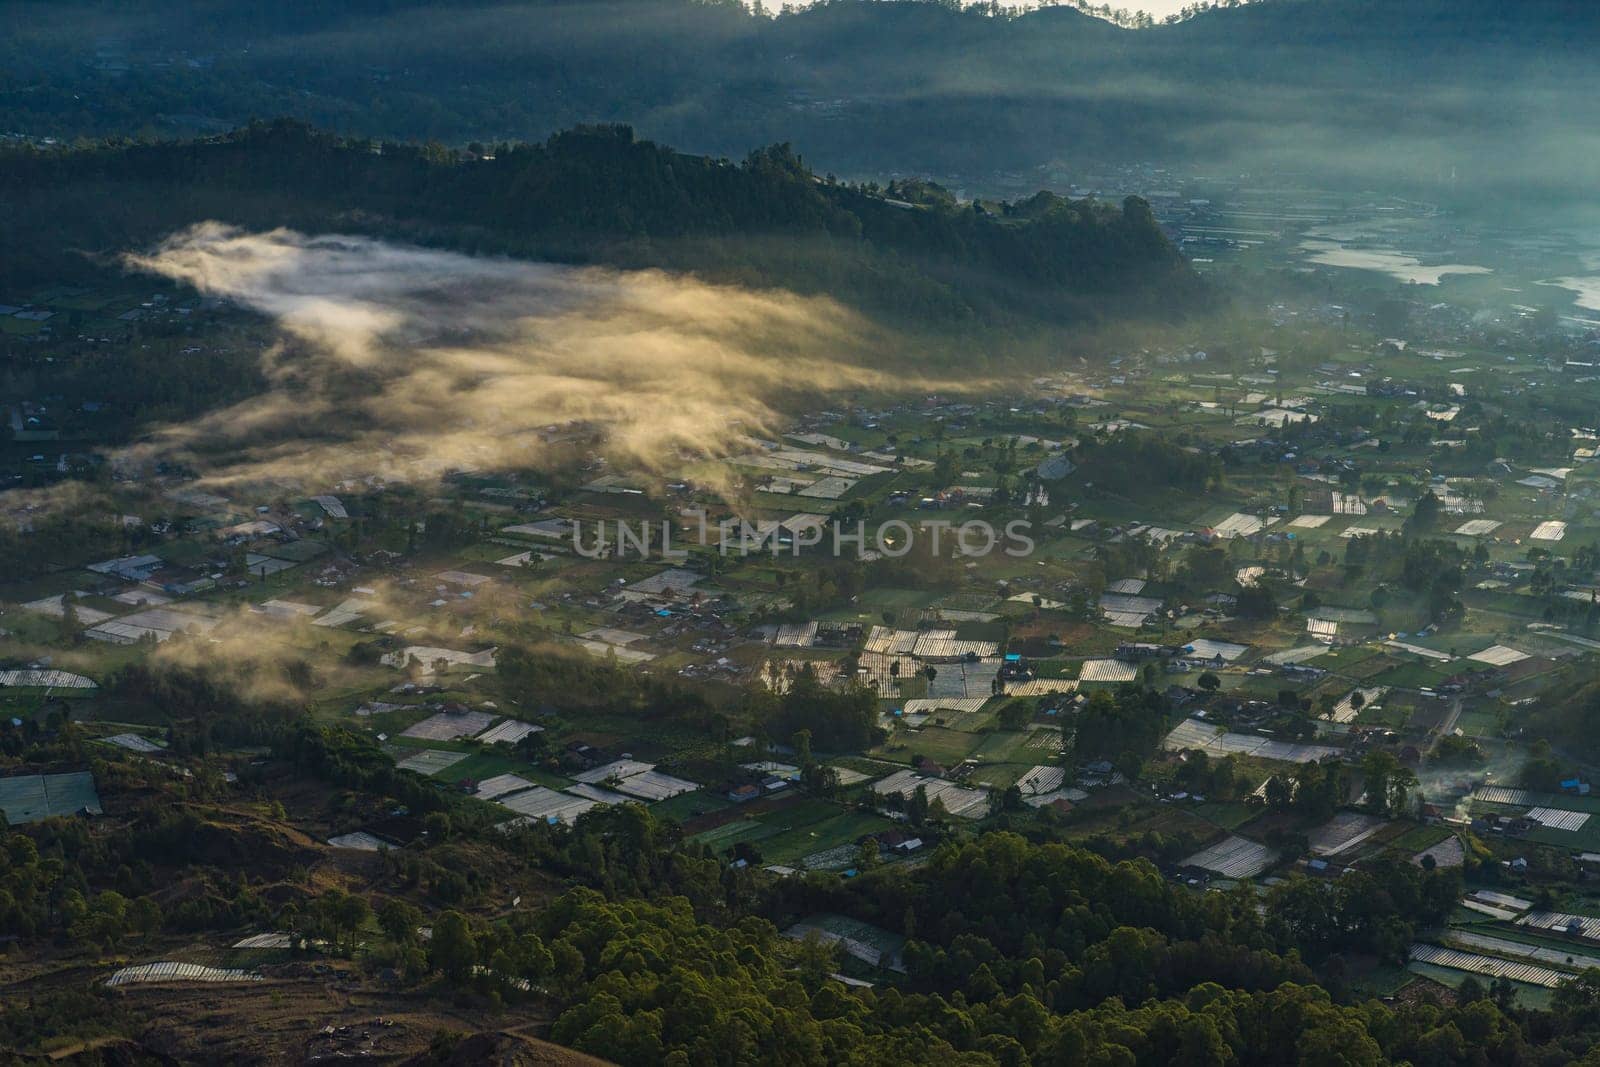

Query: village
left=5, top=165, right=1600, bottom=1011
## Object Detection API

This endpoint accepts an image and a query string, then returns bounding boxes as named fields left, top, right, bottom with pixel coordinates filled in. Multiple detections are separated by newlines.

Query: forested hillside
left=0, top=121, right=1199, bottom=325
left=5, top=0, right=1600, bottom=194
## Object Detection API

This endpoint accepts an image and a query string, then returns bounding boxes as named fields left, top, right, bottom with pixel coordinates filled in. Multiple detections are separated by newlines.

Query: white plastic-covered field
left=1468, top=890, right=1533, bottom=912
left=871, top=769, right=992, bottom=819
left=611, top=769, right=699, bottom=801
left=1408, top=944, right=1566, bottom=988
left=574, top=759, right=655, bottom=784
left=1004, top=678, right=1080, bottom=696
left=1454, top=519, right=1502, bottom=536
left=863, top=626, right=920, bottom=655
left=1182, top=836, right=1277, bottom=878
left=86, top=606, right=221, bottom=644
left=382, top=645, right=497, bottom=670
left=103, top=733, right=163, bottom=753
left=474, top=773, right=537, bottom=800
left=1518, top=911, right=1600, bottom=940
left=394, top=749, right=468, bottom=776
left=475, top=719, right=543, bottom=746
left=1307, top=812, right=1387, bottom=856
left=1079, top=659, right=1138, bottom=683
left=328, top=831, right=389, bottom=851
left=911, top=632, right=999, bottom=660
left=107, top=962, right=263, bottom=987
left=1327, top=687, right=1387, bottom=724
left=1474, top=786, right=1535, bottom=805
left=1530, top=520, right=1568, bottom=542
left=900, top=697, right=989, bottom=716
left=1527, top=807, right=1591, bottom=832
left=1212, top=513, right=1266, bottom=539
left=0, top=669, right=97, bottom=688
left=1184, top=639, right=1248, bottom=662
left=1016, top=766, right=1066, bottom=796
left=1307, top=618, right=1339, bottom=640
left=773, top=621, right=821, bottom=648
left=1449, top=931, right=1600, bottom=972
left=401, top=709, right=497, bottom=741
left=497, top=787, right=598, bottom=823
left=1468, top=644, right=1530, bottom=667
left=571, top=759, right=699, bottom=800
left=1163, top=719, right=1340, bottom=764
left=1100, top=592, right=1163, bottom=617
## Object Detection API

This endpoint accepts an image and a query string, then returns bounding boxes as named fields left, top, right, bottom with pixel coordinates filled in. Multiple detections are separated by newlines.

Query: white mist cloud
left=123, top=224, right=905, bottom=495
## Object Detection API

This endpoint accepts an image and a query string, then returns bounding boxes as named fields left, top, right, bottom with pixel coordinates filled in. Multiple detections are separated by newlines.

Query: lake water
left=1300, top=239, right=1493, bottom=285
left=1540, top=276, right=1600, bottom=312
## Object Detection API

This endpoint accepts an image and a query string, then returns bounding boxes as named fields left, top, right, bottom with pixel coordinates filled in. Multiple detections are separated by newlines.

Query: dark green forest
left=0, top=120, right=1199, bottom=327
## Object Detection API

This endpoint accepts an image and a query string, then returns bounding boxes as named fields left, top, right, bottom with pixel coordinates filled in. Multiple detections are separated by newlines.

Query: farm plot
left=926, top=658, right=1002, bottom=699
left=475, top=719, right=542, bottom=746
left=1475, top=786, right=1535, bottom=805
left=1518, top=912, right=1600, bottom=940
left=1468, top=644, right=1530, bottom=667
left=1181, top=835, right=1278, bottom=878
left=474, top=773, right=537, bottom=800
left=1527, top=807, right=1591, bottom=831
left=1079, top=659, right=1138, bottom=683
left=86, top=606, right=222, bottom=644
left=0, top=669, right=97, bottom=688
left=1408, top=944, right=1566, bottom=988
left=871, top=768, right=991, bottom=819
left=0, top=771, right=101, bottom=824
left=1328, top=687, right=1388, bottom=724
left=394, top=749, right=469, bottom=776
left=327, top=832, right=390, bottom=851
left=1448, top=931, right=1600, bottom=972
left=401, top=710, right=497, bottom=741
left=497, top=787, right=598, bottom=824
left=612, top=770, right=699, bottom=801
left=1016, top=765, right=1066, bottom=796
left=103, top=733, right=163, bottom=753
left=107, top=962, right=263, bottom=987
left=1307, top=812, right=1388, bottom=857
left=785, top=914, right=906, bottom=972
left=1163, top=719, right=1340, bottom=763
left=1212, top=513, right=1266, bottom=539
left=1184, top=639, right=1248, bottom=663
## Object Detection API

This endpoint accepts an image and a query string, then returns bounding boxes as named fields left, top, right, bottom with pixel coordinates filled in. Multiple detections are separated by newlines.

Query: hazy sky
left=1106, top=0, right=1199, bottom=16
left=1081, top=0, right=1201, bottom=18
left=777, top=0, right=1205, bottom=20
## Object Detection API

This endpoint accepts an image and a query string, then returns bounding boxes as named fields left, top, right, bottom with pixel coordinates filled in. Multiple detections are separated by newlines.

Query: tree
left=1198, top=672, right=1221, bottom=693
left=430, top=910, right=477, bottom=982
left=1361, top=750, right=1399, bottom=816
left=998, top=700, right=1033, bottom=730
left=379, top=899, right=423, bottom=946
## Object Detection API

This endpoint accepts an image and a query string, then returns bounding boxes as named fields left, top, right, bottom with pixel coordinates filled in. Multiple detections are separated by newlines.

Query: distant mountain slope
left=0, top=121, right=1200, bottom=325
left=2, top=0, right=1597, bottom=195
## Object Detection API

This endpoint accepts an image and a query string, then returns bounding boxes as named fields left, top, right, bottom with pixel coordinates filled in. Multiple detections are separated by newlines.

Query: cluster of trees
left=1260, top=759, right=1347, bottom=822
left=761, top=665, right=882, bottom=752
left=498, top=642, right=718, bottom=729
left=509, top=834, right=1511, bottom=1066
left=0, top=121, right=1197, bottom=331
left=1080, top=431, right=1223, bottom=493
left=1343, top=533, right=1465, bottom=621
left=0, top=831, right=153, bottom=947
left=1073, top=686, right=1170, bottom=768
